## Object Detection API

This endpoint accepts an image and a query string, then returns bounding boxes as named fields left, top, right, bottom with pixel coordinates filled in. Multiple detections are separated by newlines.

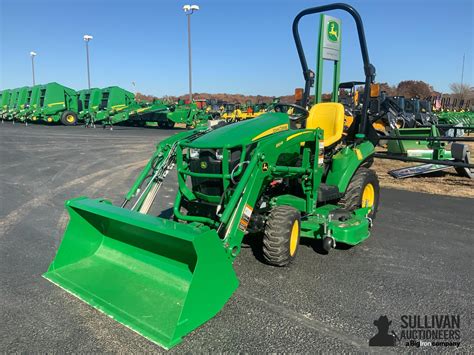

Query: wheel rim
left=66, top=114, right=75, bottom=123
left=362, top=183, right=375, bottom=208
left=289, top=220, right=299, bottom=256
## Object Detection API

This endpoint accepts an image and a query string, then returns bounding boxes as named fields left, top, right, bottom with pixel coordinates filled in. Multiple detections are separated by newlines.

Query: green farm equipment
left=17, top=85, right=42, bottom=122
left=105, top=100, right=152, bottom=127
left=77, top=88, right=102, bottom=123
left=108, top=100, right=167, bottom=127
left=126, top=100, right=168, bottom=122
left=88, top=86, right=135, bottom=127
left=0, top=89, right=12, bottom=121
left=44, top=3, right=390, bottom=349
left=31, top=82, right=79, bottom=125
left=125, top=101, right=210, bottom=129
left=3, top=88, right=20, bottom=121
left=165, top=102, right=210, bottom=128
left=381, top=126, right=473, bottom=178
left=436, top=111, right=474, bottom=136
left=8, top=86, right=29, bottom=121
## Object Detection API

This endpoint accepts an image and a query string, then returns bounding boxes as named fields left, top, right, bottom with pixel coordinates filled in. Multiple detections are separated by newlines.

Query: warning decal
left=238, top=204, right=253, bottom=232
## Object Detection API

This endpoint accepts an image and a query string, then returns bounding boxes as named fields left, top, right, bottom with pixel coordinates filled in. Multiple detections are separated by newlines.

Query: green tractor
left=44, top=3, right=381, bottom=349
left=31, top=82, right=80, bottom=125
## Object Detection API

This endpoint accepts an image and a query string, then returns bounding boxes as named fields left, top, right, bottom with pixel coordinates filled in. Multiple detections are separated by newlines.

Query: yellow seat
left=306, top=103, right=345, bottom=146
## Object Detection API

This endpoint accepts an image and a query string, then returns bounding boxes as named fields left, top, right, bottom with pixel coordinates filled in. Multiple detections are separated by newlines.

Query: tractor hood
left=191, top=112, right=289, bottom=148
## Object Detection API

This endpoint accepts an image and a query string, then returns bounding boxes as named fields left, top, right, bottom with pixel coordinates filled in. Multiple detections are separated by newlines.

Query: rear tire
left=61, top=111, right=78, bottom=126
left=263, top=205, right=301, bottom=266
left=339, top=167, right=380, bottom=219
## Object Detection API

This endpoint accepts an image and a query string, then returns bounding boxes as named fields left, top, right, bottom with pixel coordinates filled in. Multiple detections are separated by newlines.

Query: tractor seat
left=306, top=103, right=345, bottom=147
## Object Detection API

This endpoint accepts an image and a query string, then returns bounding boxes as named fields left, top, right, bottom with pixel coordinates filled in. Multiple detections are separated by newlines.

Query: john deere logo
left=327, top=20, right=339, bottom=42
left=200, top=161, right=207, bottom=169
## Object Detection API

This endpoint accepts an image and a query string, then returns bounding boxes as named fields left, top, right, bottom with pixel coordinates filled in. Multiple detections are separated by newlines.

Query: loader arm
left=122, top=128, right=210, bottom=211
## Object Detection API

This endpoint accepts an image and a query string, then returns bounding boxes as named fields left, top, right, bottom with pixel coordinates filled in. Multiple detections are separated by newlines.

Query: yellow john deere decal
left=286, top=131, right=311, bottom=141
left=112, top=104, right=126, bottom=109
left=137, top=107, right=150, bottom=113
left=354, top=148, right=363, bottom=160
left=47, top=102, right=65, bottom=107
left=252, top=124, right=288, bottom=141
left=327, top=20, right=340, bottom=42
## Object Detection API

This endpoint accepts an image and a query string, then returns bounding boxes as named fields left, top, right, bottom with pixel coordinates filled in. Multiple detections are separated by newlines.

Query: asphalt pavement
left=1, top=122, right=472, bottom=352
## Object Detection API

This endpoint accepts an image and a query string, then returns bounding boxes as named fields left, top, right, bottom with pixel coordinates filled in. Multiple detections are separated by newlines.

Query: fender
left=325, top=141, right=375, bottom=193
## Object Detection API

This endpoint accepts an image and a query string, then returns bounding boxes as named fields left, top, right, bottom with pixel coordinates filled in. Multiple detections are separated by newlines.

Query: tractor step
left=317, top=184, right=342, bottom=202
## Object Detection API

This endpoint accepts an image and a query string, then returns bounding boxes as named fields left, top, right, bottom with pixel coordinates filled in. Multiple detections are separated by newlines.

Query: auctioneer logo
left=369, top=314, right=461, bottom=348
left=327, top=20, right=339, bottom=42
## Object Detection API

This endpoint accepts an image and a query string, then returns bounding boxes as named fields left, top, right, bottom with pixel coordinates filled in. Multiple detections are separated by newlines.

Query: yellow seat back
left=306, top=103, right=345, bottom=146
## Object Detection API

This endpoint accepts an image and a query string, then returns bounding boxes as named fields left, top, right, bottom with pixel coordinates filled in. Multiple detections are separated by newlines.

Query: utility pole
left=30, top=52, right=37, bottom=85
left=83, top=35, right=93, bottom=89
left=183, top=5, right=200, bottom=103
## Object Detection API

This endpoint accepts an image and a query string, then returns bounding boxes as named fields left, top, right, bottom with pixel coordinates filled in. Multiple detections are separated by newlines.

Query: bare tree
left=449, top=82, right=471, bottom=100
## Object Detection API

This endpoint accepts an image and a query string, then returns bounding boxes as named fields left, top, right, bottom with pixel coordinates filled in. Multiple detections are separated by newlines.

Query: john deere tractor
left=44, top=3, right=381, bottom=349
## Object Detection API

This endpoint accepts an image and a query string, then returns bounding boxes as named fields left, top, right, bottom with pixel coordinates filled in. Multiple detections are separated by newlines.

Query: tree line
left=135, top=81, right=473, bottom=104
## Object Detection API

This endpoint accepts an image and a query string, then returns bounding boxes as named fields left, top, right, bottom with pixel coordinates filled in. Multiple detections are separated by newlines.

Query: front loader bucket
left=44, top=197, right=238, bottom=349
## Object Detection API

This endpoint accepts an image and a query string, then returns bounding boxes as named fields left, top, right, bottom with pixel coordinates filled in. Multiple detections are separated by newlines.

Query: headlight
left=215, top=149, right=223, bottom=160
left=189, top=148, right=200, bottom=159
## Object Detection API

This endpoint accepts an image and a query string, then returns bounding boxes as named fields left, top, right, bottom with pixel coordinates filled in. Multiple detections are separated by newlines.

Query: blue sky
left=1, top=0, right=472, bottom=96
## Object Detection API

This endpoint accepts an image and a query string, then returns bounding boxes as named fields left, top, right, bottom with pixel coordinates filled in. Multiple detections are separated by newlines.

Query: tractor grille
left=188, top=149, right=242, bottom=196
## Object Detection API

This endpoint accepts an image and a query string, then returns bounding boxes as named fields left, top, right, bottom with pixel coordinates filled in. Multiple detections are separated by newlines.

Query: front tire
left=263, top=205, right=301, bottom=266
left=339, top=167, right=380, bottom=219
left=60, top=111, right=78, bottom=126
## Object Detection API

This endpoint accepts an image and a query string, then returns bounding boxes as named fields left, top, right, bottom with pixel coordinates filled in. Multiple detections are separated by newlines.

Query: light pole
left=183, top=4, right=199, bottom=103
left=30, top=51, right=37, bottom=85
left=83, top=34, right=93, bottom=89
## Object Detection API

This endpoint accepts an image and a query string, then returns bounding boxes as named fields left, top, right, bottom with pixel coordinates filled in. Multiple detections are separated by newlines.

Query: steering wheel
left=273, top=103, right=309, bottom=121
